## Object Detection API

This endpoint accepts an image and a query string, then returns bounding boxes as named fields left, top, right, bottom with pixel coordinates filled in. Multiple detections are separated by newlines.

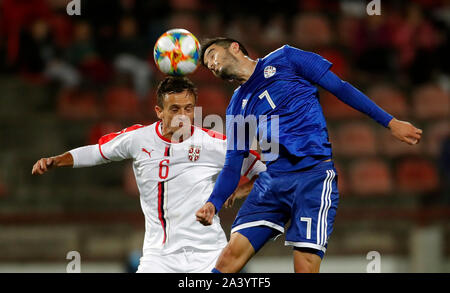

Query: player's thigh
left=136, top=260, right=169, bottom=273
left=285, top=163, right=339, bottom=255
left=192, top=249, right=223, bottom=273
left=214, top=231, right=256, bottom=272
left=231, top=171, right=290, bottom=237
left=136, top=254, right=179, bottom=273
left=236, top=225, right=281, bottom=254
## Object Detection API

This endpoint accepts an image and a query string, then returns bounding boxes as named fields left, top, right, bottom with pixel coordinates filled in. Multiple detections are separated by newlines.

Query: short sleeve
left=98, top=124, right=143, bottom=161
left=283, top=45, right=332, bottom=84
left=240, top=150, right=267, bottom=179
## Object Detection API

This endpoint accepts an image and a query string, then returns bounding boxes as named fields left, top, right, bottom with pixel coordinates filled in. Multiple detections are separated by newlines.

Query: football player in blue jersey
left=196, top=38, right=422, bottom=273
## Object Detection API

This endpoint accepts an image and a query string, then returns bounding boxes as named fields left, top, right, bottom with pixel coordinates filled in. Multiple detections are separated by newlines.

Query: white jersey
left=82, top=121, right=265, bottom=258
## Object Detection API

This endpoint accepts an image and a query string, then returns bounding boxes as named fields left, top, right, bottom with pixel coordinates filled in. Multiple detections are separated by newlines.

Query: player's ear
left=229, top=42, right=240, bottom=54
left=155, top=105, right=163, bottom=120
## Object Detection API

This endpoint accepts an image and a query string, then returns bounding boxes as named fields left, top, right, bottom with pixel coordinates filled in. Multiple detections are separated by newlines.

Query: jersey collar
left=155, top=121, right=195, bottom=144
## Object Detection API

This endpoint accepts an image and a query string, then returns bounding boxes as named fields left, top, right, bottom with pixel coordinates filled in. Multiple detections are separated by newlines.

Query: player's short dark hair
left=156, top=76, right=197, bottom=108
left=200, top=37, right=249, bottom=66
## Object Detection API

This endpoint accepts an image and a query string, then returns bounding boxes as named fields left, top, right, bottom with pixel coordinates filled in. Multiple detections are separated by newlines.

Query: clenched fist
left=31, top=157, right=55, bottom=175
left=31, top=152, right=73, bottom=175
left=196, top=202, right=216, bottom=226
left=388, top=118, right=422, bottom=145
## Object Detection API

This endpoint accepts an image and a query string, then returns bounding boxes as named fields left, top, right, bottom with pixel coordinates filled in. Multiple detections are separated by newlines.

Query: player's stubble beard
left=216, top=53, right=243, bottom=83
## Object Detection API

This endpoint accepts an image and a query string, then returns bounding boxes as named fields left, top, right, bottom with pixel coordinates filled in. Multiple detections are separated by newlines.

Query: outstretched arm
left=31, top=145, right=108, bottom=175
left=32, top=152, right=74, bottom=175
left=317, top=70, right=422, bottom=145
left=32, top=125, right=139, bottom=175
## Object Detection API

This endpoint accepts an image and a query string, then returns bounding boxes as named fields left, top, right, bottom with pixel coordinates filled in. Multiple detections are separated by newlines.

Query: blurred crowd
left=0, top=0, right=449, bottom=201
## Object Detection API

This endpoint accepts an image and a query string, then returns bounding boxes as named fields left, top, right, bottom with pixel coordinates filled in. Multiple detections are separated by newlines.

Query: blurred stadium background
left=0, top=0, right=449, bottom=273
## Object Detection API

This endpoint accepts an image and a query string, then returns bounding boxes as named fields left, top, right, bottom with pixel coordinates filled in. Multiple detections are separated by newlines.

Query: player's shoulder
left=195, top=126, right=227, bottom=141
left=121, top=123, right=154, bottom=137
left=261, top=44, right=290, bottom=62
left=98, top=123, right=153, bottom=145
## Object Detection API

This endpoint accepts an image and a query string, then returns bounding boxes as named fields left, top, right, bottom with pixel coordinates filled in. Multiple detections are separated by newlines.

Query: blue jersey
left=207, top=44, right=393, bottom=214
left=226, top=45, right=333, bottom=172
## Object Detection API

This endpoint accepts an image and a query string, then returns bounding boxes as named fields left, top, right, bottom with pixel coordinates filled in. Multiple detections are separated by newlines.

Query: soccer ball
left=153, top=29, right=201, bottom=76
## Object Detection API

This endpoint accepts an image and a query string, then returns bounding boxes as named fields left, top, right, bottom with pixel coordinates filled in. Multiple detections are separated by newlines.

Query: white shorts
left=136, top=248, right=222, bottom=273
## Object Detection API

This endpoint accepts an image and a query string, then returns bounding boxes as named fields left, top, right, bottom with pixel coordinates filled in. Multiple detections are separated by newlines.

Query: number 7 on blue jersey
left=258, top=90, right=276, bottom=109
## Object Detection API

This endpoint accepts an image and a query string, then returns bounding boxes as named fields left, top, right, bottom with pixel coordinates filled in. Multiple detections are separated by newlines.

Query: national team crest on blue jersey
left=264, top=66, right=276, bottom=78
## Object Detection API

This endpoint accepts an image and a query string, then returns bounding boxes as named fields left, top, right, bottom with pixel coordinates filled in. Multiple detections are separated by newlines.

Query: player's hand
left=224, top=193, right=237, bottom=209
left=196, top=202, right=216, bottom=226
left=388, top=118, right=422, bottom=145
left=224, top=178, right=256, bottom=208
left=31, top=157, right=55, bottom=175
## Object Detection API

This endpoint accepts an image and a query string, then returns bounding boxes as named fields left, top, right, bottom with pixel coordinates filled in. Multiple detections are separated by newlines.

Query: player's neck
left=238, top=57, right=258, bottom=84
left=161, top=124, right=192, bottom=143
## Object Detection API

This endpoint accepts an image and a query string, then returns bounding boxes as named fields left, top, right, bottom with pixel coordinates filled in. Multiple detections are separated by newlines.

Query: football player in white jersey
left=31, top=76, right=266, bottom=273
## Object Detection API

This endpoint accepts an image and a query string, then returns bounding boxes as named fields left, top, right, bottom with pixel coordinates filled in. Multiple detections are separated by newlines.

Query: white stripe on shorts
left=231, top=220, right=285, bottom=235
left=317, top=170, right=333, bottom=246
left=322, top=170, right=335, bottom=246
left=285, top=241, right=327, bottom=253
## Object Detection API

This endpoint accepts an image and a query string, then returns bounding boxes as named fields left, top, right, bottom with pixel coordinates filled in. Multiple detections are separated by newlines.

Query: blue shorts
left=231, top=161, right=339, bottom=258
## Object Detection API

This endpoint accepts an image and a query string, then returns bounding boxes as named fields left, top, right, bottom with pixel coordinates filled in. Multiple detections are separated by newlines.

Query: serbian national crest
left=188, top=145, right=201, bottom=162
left=264, top=66, right=276, bottom=78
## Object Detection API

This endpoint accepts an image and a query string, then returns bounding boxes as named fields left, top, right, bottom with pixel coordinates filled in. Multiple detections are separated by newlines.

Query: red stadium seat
left=321, top=91, right=364, bottom=120
left=349, top=159, right=392, bottom=196
left=168, top=12, right=201, bottom=37
left=189, top=66, right=222, bottom=85
left=0, top=178, right=7, bottom=198
left=377, top=129, right=422, bottom=157
left=48, top=14, right=73, bottom=48
left=413, top=84, right=449, bottom=119
left=334, top=123, right=376, bottom=156
left=367, top=84, right=409, bottom=119
left=424, top=121, right=450, bottom=157
left=169, top=0, right=200, bottom=10
left=292, top=14, right=332, bottom=49
left=333, top=162, right=349, bottom=197
left=104, top=86, right=139, bottom=120
left=143, top=88, right=159, bottom=121
left=196, top=86, right=228, bottom=117
left=318, top=49, right=349, bottom=79
left=395, top=158, right=439, bottom=193
left=87, top=121, right=123, bottom=145
left=57, top=88, right=99, bottom=120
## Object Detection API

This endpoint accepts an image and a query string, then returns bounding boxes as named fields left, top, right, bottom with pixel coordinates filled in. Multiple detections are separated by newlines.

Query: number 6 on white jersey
left=258, top=90, right=276, bottom=109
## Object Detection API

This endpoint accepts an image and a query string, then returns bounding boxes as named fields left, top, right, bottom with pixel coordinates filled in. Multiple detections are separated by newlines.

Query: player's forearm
left=208, top=166, right=242, bottom=213
left=52, top=152, right=74, bottom=167
left=318, top=71, right=393, bottom=127
left=68, top=144, right=108, bottom=168
left=208, top=153, right=245, bottom=213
